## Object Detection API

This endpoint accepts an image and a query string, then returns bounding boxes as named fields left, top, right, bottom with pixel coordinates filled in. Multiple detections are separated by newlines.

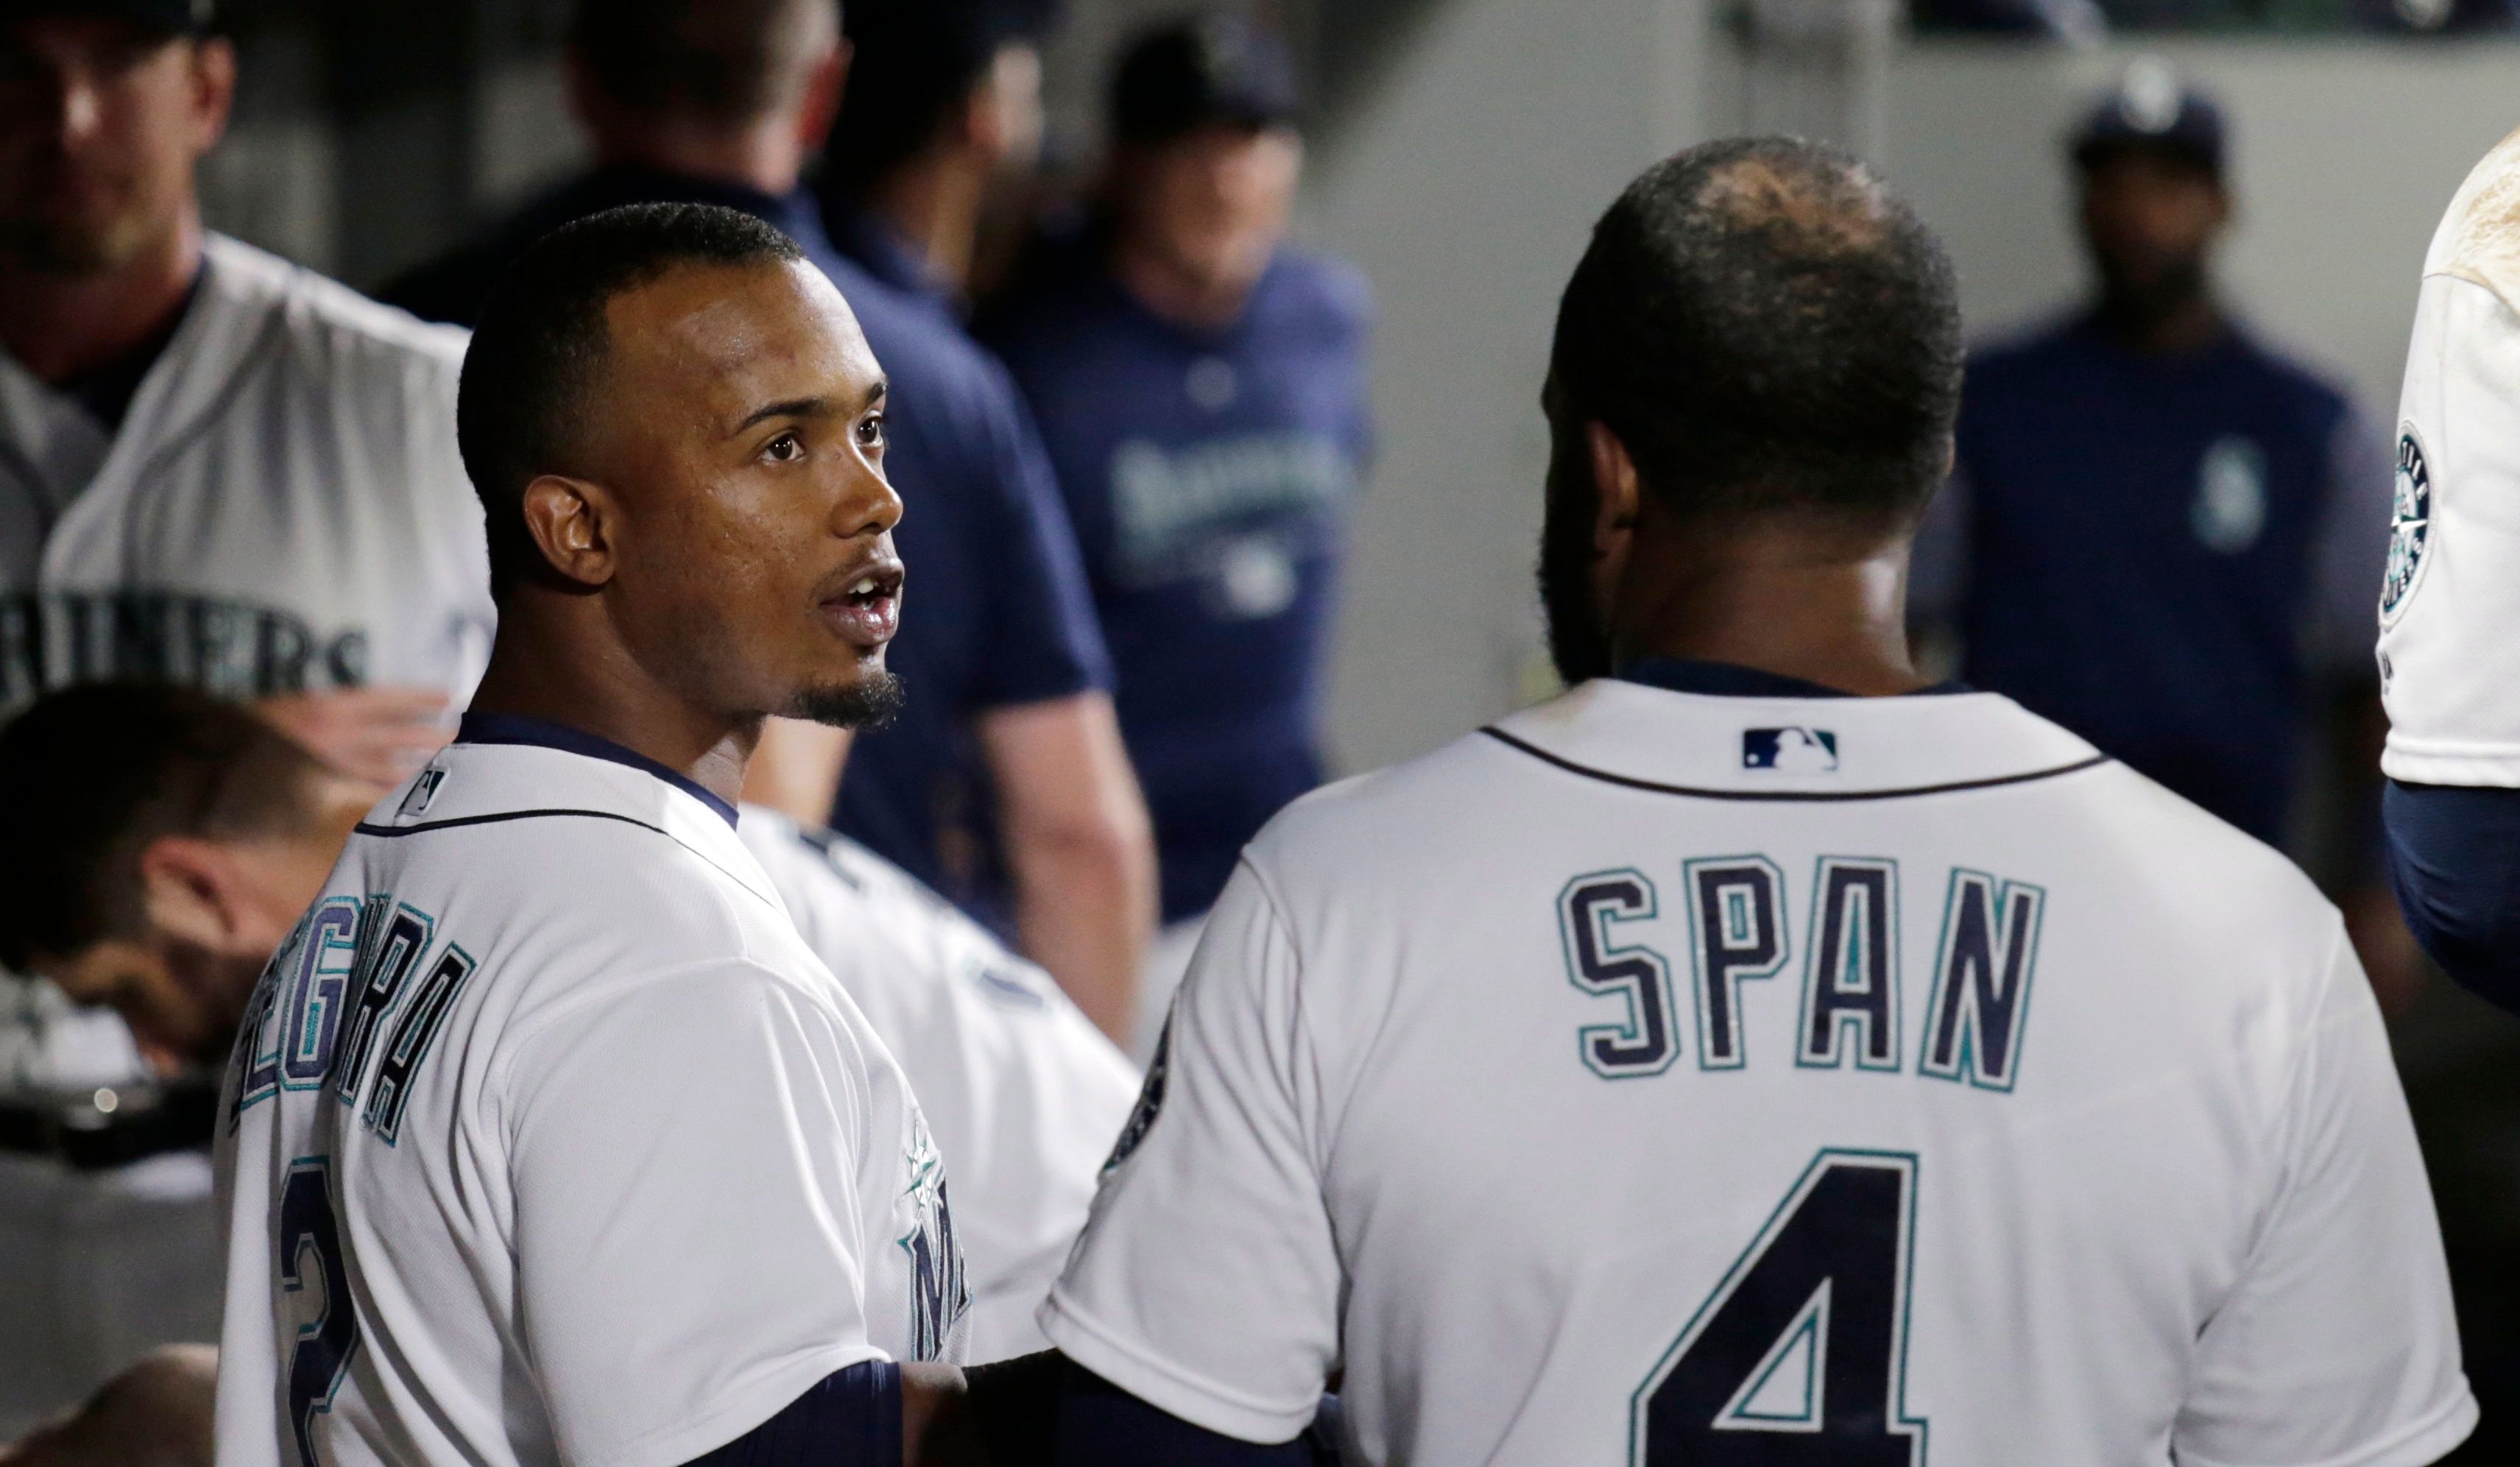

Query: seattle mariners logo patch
left=1743, top=728, right=1839, bottom=773
left=2382, top=424, right=2434, bottom=625
left=1103, top=1020, right=1171, bottom=1174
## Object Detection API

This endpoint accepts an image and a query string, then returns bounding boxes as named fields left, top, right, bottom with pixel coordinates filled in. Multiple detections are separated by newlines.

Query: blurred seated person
left=0, top=1345, right=214, bottom=1467
left=384, top=0, right=1153, bottom=1042
left=0, top=682, right=1140, bottom=1360
left=979, top=16, right=1369, bottom=1053
left=0, top=0, right=490, bottom=780
left=1911, top=65, right=2401, bottom=989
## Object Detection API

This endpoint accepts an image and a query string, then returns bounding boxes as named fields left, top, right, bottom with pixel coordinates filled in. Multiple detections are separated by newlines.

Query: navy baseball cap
left=1110, top=14, right=1300, bottom=146
left=2069, top=59, right=2226, bottom=179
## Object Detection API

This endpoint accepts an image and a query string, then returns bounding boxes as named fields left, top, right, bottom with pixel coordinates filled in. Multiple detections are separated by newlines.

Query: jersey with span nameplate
left=1045, top=674, right=2474, bottom=1466
left=213, top=737, right=965, bottom=1467
left=2379, top=124, right=2520, bottom=787
left=0, top=234, right=493, bottom=713
left=736, top=808, right=1139, bottom=1362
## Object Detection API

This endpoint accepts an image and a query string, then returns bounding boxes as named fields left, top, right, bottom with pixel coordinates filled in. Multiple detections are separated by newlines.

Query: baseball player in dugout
left=213, top=202, right=1028, bottom=1466
left=0, top=0, right=492, bottom=773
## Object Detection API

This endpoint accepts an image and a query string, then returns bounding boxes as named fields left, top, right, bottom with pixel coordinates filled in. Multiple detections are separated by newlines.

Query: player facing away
left=1036, top=139, right=2477, bottom=1465
left=213, top=204, right=973, bottom=1466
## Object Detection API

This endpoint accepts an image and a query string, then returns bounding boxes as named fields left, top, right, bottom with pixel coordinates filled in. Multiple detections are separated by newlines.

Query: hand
left=256, top=687, right=454, bottom=785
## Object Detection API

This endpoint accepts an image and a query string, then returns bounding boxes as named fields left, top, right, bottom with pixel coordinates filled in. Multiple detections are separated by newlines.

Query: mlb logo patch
left=398, top=767, right=447, bottom=818
left=1743, top=727, right=1839, bottom=773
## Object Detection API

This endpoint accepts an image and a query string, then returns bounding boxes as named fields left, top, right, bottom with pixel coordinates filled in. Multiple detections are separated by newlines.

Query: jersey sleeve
left=2170, top=932, right=2475, bottom=1467
left=1039, top=859, right=1339, bottom=1443
left=498, top=961, right=889, bottom=1467
left=966, top=366, right=1115, bottom=709
left=2379, top=269, right=2520, bottom=785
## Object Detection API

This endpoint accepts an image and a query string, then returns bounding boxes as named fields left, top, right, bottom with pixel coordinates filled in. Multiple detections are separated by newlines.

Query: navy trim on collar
left=453, top=713, right=741, bottom=829
left=1612, top=657, right=1969, bottom=699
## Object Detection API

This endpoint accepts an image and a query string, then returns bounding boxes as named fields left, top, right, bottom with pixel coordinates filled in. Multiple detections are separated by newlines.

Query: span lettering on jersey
left=1563, top=858, right=2044, bottom=1085
left=231, top=895, right=479, bottom=1142
left=0, top=590, right=370, bottom=711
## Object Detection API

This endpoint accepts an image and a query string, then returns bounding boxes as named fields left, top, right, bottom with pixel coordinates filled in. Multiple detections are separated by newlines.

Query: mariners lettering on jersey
left=0, top=590, right=370, bottom=710
left=1556, top=858, right=2044, bottom=1088
left=897, top=1111, right=970, bottom=1360
left=230, top=895, right=478, bottom=1143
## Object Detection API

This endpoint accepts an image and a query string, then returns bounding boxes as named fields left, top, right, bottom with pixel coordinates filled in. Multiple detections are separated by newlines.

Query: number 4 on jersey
left=1633, top=1150, right=1926, bottom=1464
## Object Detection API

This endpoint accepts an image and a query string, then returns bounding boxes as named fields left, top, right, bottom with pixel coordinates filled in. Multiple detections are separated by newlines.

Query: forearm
left=981, top=695, right=1157, bottom=1044
left=1008, top=813, right=1156, bottom=1042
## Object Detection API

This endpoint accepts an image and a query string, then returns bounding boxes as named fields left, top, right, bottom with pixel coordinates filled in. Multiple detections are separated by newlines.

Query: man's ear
left=1587, top=420, right=1645, bottom=556
left=797, top=40, right=850, bottom=153
left=520, top=473, right=619, bottom=587
left=137, top=835, right=246, bottom=955
left=187, top=37, right=238, bottom=156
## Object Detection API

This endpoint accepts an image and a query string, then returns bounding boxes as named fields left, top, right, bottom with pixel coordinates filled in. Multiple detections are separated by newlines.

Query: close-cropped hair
left=1550, top=135, right=1965, bottom=529
left=0, top=683, right=330, bottom=971
left=455, top=202, right=806, bottom=597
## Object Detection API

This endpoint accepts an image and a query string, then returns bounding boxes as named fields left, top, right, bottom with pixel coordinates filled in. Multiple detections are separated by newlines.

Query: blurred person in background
left=1911, top=63, right=2407, bottom=996
left=384, top=0, right=1153, bottom=1040
left=980, top=14, right=1369, bottom=1056
left=0, top=0, right=489, bottom=780
left=0, top=0, right=490, bottom=1089
left=0, top=679, right=1140, bottom=1362
left=803, top=0, right=1155, bottom=1041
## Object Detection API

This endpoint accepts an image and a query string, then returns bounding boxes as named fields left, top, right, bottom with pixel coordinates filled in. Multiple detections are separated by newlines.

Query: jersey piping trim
left=1478, top=727, right=2112, bottom=802
left=354, top=807, right=666, bottom=838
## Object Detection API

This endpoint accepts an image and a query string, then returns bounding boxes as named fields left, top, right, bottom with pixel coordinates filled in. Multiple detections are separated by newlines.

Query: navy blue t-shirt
left=385, top=169, right=1112, bottom=921
left=978, top=241, right=1372, bottom=922
left=1919, top=311, right=2382, bottom=844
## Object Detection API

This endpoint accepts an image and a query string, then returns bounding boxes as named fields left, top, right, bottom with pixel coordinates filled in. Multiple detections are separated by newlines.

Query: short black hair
left=1550, top=137, right=1963, bottom=529
left=568, top=0, right=832, bottom=125
left=0, top=683, right=329, bottom=972
left=456, top=202, right=805, bottom=596
left=823, top=0, right=1055, bottom=194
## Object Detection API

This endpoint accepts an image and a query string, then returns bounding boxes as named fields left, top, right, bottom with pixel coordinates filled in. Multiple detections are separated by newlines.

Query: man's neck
left=864, top=155, right=982, bottom=297
left=1109, top=233, right=1259, bottom=332
left=466, top=607, right=755, bottom=807
left=590, top=123, right=801, bottom=199
left=1615, top=519, right=1925, bottom=697
left=0, top=208, right=203, bottom=384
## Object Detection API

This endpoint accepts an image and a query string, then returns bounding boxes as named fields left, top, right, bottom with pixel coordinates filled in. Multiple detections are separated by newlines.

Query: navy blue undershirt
left=454, top=713, right=740, bottom=829
left=682, top=1361, right=899, bottom=1467
left=2384, top=780, right=2520, bottom=1012
left=1612, top=657, right=1968, bottom=699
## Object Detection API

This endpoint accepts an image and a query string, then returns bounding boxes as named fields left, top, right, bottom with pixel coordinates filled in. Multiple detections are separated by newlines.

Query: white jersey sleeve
left=498, top=961, right=888, bottom=1467
left=2173, top=930, right=2474, bottom=1467
left=2380, top=127, right=2520, bottom=785
left=1040, top=859, right=1338, bottom=1443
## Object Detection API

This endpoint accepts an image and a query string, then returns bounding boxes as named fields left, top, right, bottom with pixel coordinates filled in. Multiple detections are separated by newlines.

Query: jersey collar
left=1486, top=677, right=2105, bottom=801
left=453, top=713, right=740, bottom=828
left=1612, top=657, right=1969, bottom=700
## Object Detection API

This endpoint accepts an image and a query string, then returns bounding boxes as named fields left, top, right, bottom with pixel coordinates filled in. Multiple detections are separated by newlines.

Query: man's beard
left=785, top=669, right=907, bottom=730
left=1537, top=434, right=1616, bottom=687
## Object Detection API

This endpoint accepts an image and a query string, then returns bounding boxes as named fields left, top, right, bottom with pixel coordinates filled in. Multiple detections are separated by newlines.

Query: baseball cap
left=0, top=0, right=211, bottom=34
left=2069, top=57, right=2226, bottom=179
left=1109, top=13, right=1300, bottom=146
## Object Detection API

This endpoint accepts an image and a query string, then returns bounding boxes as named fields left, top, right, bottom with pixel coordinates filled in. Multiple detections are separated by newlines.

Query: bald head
left=1548, top=136, right=1962, bottom=529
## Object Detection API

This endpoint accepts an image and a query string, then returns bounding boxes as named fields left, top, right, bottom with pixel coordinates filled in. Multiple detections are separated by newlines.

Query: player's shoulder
left=1255, top=247, right=1372, bottom=339
left=2424, top=121, right=2520, bottom=303
left=203, top=234, right=469, bottom=383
